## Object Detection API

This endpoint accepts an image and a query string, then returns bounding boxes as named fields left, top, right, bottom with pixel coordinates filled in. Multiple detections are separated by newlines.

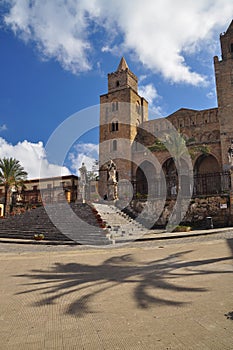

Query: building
left=0, top=175, right=79, bottom=216
left=99, top=20, right=233, bottom=226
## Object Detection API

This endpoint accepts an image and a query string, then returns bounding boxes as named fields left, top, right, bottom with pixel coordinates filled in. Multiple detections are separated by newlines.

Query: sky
left=0, top=0, right=233, bottom=179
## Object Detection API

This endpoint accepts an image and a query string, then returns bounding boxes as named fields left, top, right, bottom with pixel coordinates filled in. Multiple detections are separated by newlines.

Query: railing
left=132, top=171, right=231, bottom=199
left=193, top=171, right=230, bottom=196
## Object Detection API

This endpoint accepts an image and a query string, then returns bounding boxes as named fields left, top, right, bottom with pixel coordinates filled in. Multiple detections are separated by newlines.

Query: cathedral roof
left=117, top=57, right=129, bottom=71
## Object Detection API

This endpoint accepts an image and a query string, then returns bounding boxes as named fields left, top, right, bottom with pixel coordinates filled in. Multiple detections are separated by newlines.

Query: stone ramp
left=0, top=203, right=111, bottom=246
left=93, top=203, right=147, bottom=243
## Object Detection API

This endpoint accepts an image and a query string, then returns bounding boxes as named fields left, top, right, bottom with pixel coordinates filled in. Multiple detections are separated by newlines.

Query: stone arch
left=136, top=160, right=157, bottom=198
left=194, top=154, right=221, bottom=174
left=193, top=154, right=221, bottom=195
left=162, top=157, right=191, bottom=197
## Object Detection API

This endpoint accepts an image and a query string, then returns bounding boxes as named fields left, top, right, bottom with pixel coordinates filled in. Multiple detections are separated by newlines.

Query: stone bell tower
left=99, top=57, right=148, bottom=198
left=214, top=20, right=233, bottom=168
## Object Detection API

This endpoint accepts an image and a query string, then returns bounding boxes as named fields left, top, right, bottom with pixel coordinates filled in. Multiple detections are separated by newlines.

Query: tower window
left=112, top=140, right=117, bottom=151
left=111, top=121, right=119, bottom=132
left=231, top=43, right=233, bottom=53
left=136, top=101, right=141, bottom=114
left=116, top=81, right=120, bottom=87
left=111, top=101, right=118, bottom=112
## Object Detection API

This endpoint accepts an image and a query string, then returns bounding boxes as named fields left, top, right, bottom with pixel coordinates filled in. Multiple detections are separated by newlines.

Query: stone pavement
left=0, top=232, right=232, bottom=349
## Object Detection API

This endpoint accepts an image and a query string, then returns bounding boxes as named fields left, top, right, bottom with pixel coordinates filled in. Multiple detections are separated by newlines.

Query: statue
left=228, top=140, right=233, bottom=167
left=79, top=162, right=87, bottom=203
left=107, top=159, right=118, bottom=200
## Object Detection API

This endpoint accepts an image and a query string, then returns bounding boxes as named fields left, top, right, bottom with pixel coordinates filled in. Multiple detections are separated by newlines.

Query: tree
left=0, top=157, right=28, bottom=216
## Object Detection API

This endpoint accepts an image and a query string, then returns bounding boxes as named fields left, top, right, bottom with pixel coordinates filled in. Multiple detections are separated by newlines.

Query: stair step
left=0, top=203, right=111, bottom=245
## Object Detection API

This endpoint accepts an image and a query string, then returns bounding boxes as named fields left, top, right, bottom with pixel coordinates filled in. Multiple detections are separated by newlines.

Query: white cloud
left=139, top=83, right=163, bottom=117
left=3, top=0, right=233, bottom=84
left=138, top=84, right=159, bottom=106
left=68, top=143, right=99, bottom=175
left=0, top=137, right=70, bottom=179
left=0, top=124, right=7, bottom=132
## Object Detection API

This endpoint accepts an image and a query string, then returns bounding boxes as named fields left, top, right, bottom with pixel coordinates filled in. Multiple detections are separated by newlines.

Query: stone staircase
left=93, top=203, right=148, bottom=243
left=0, top=203, right=111, bottom=246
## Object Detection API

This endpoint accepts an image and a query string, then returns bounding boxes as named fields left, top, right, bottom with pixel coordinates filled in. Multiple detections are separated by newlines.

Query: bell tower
left=214, top=20, right=233, bottom=168
left=99, top=57, right=148, bottom=198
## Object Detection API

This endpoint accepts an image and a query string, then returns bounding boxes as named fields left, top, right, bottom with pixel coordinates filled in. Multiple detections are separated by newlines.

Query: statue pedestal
left=107, top=182, right=118, bottom=201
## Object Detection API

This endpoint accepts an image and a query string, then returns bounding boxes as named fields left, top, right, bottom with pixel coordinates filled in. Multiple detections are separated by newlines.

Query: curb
left=136, top=227, right=233, bottom=241
left=0, top=227, right=233, bottom=246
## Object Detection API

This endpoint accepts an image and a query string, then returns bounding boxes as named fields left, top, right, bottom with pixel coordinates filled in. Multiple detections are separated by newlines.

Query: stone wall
left=129, top=195, right=231, bottom=228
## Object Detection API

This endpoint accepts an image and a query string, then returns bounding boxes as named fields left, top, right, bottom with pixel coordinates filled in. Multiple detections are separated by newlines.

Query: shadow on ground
left=15, top=248, right=233, bottom=317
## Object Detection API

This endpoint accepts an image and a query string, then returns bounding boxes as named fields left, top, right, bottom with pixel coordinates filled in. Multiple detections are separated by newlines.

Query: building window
left=136, top=101, right=140, bottom=114
left=112, top=140, right=117, bottom=151
left=111, top=121, right=119, bottom=132
left=112, top=101, right=118, bottom=112
left=116, top=81, right=120, bottom=87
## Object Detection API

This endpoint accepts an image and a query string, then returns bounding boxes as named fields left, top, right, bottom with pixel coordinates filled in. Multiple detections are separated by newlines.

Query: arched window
left=112, top=140, right=117, bottom=151
left=136, top=101, right=140, bottom=114
left=112, top=101, right=118, bottom=112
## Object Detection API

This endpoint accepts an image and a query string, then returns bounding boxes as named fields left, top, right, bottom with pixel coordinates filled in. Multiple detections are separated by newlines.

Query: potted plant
left=34, top=233, right=45, bottom=241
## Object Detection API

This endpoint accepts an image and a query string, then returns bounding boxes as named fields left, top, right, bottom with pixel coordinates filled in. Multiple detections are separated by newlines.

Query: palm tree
left=0, top=157, right=28, bottom=216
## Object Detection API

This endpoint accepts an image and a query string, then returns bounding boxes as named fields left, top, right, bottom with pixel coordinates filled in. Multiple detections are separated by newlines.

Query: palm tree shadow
left=14, top=250, right=233, bottom=317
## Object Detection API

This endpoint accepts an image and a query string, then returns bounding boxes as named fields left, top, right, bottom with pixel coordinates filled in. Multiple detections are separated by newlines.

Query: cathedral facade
left=99, top=20, right=233, bottom=210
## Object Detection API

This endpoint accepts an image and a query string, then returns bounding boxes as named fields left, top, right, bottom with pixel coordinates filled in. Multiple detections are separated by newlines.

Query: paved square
left=0, top=236, right=232, bottom=349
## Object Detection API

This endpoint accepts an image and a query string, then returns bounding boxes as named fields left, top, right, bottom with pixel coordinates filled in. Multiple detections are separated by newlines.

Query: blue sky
left=0, top=1, right=233, bottom=178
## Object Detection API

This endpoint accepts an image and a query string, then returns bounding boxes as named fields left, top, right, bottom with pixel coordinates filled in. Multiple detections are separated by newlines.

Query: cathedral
left=99, top=20, right=233, bottom=226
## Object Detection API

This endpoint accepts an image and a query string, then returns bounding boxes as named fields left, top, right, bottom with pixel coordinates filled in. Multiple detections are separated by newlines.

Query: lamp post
left=10, top=186, right=17, bottom=213
left=79, top=162, right=87, bottom=204
left=227, top=141, right=233, bottom=225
